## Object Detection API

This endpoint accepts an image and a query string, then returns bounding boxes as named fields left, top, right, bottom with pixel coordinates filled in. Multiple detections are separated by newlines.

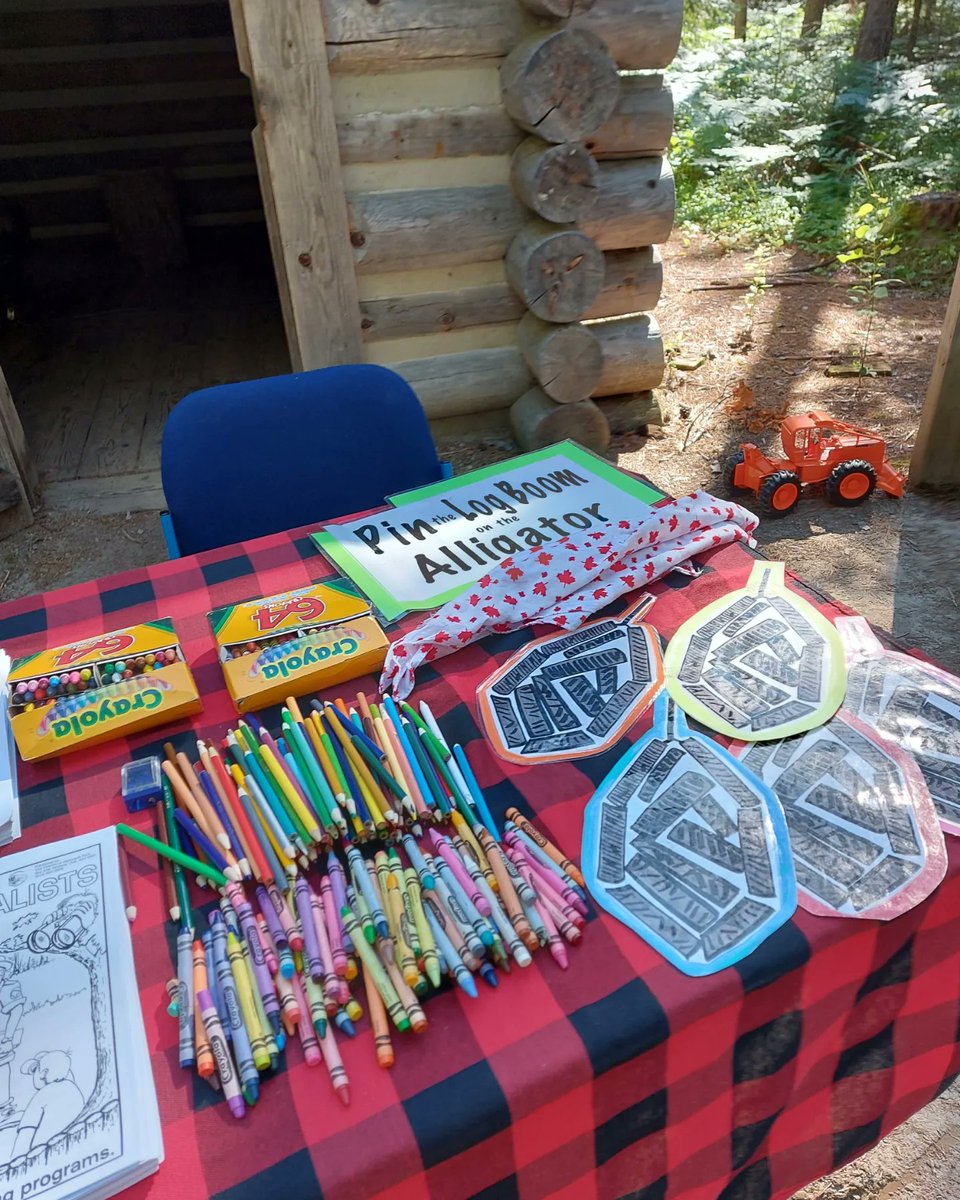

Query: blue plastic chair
left=160, top=364, right=452, bottom=557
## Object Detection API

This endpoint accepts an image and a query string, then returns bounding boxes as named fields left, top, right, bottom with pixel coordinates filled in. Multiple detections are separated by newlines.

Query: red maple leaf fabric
left=380, top=490, right=759, bottom=697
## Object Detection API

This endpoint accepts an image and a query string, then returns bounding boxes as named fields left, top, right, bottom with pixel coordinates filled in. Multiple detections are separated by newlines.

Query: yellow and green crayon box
left=8, top=617, right=201, bottom=762
left=209, top=580, right=389, bottom=712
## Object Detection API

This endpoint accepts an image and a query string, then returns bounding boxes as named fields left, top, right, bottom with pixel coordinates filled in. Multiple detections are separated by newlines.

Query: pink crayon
left=255, top=913, right=280, bottom=976
left=536, top=885, right=582, bottom=943
left=513, top=861, right=569, bottom=969
left=428, top=830, right=491, bottom=917
left=309, top=890, right=341, bottom=1008
left=507, top=839, right=588, bottom=917
left=319, top=876, right=348, bottom=978
left=289, top=972, right=322, bottom=1065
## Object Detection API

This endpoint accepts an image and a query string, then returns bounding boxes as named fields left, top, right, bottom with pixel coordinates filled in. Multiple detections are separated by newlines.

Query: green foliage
left=838, top=181, right=902, bottom=370
left=743, top=245, right=772, bottom=332
left=672, top=0, right=960, bottom=288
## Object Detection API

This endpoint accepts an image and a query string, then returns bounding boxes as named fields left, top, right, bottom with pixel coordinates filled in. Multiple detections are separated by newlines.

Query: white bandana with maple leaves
left=380, top=491, right=759, bottom=699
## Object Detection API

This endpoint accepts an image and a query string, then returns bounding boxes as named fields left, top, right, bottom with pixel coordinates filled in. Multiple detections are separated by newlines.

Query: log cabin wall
left=233, top=0, right=683, bottom=438
left=0, top=0, right=261, bottom=245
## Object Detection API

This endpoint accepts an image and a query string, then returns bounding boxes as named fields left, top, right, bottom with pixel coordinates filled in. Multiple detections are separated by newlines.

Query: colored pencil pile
left=120, top=692, right=587, bottom=1116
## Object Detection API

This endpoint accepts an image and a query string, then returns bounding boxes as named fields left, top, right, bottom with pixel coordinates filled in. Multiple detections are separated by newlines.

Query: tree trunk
left=734, top=0, right=748, bottom=39
left=801, top=0, right=826, bottom=37
left=65, top=945, right=112, bottom=1120
left=905, top=0, right=923, bottom=54
left=854, top=0, right=900, bottom=60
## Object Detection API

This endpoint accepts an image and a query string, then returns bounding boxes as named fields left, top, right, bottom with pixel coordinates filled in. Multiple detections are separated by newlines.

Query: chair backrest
left=161, top=364, right=445, bottom=556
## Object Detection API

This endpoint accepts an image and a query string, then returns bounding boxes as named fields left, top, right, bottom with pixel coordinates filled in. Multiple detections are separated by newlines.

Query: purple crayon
left=326, top=856, right=355, bottom=954
left=196, top=988, right=245, bottom=1119
left=294, top=875, right=324, bottom=983
left=226, top=882, right=281, bottom=1034
left=257, top=885, right=295, bottom=978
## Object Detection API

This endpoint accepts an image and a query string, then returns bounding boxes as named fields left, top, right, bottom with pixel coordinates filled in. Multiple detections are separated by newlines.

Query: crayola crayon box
left=208, top=580, right=389, bottom=712
left=8, top=617, right=201, bottom=762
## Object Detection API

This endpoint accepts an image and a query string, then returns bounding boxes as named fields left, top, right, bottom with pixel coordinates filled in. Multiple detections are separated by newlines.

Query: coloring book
left=0, top=827, right=161, bottom=1200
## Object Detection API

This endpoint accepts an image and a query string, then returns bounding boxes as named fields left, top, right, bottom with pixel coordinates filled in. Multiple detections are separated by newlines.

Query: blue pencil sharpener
left=121, top=756, right=163, bottom=812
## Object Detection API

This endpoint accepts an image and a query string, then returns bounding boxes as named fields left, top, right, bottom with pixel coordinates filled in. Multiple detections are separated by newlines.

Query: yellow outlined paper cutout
left=663, top=561, right=846, bottom=741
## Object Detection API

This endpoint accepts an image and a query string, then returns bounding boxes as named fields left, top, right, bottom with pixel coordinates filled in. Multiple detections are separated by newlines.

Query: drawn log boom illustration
left=478, top=594, right=663, bottom=764
left=582, top=696, right=796, bottom=976
left=737, top=711, right=946, bottom=920
left=664, top=561, right=847, bottom=741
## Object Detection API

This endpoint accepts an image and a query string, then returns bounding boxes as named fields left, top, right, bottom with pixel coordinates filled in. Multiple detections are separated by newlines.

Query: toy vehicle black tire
left=726, top=449, right=747, bottom=493
left=757, top=470, right=802, bottom=517
left=826, top=459, right=877, bottom=506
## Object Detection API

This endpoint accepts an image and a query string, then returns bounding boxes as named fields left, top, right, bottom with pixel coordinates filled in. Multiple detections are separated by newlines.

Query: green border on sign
left=311, top=441, right=665, bottom=621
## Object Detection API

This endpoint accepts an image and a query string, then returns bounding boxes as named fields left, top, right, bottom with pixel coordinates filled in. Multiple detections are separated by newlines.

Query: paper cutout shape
left=837, top=615, right=960, bottom=836
left=736, top=711, right=946, bottom=920
left=582, top=695, right=796, bottom=976
left=663, top=561, right=847, bottom=741
left=478, top=595, right=663, bottom=764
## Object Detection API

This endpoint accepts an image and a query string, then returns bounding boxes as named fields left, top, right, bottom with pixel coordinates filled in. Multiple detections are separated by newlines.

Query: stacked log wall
left=231, top=0, right=681, bottom=425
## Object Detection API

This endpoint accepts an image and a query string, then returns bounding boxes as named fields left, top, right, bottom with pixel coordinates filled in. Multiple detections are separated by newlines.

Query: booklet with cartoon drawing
left=0, top=827, right=162, bottom=1200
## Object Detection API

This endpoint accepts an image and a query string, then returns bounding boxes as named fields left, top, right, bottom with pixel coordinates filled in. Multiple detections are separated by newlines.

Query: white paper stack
left=0, top=651, right=20, bottom=846
left=0, top=826, right=163, bottom=1199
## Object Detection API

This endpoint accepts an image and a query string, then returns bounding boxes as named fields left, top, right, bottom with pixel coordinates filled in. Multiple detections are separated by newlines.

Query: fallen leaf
left=726, top=380, right=755, bottom=413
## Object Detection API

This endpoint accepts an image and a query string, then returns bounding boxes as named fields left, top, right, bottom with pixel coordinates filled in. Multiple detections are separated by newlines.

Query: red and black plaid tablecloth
left=1, top=521, right=958, bottom=1200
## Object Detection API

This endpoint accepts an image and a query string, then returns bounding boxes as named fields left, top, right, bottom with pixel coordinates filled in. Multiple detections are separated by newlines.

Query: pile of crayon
left=12, top=670, right=94, bottom=711
left=100, top=647, right=180, bottom=682
left=220, top=627, right=336, bottom=664
left=119, top=690, right=587, bottom=1116
left=10, top=644, right=183, bottom=714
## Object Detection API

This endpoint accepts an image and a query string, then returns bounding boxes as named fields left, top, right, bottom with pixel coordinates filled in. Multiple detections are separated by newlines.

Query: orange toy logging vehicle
left=729, top=411, right=905, bottom=517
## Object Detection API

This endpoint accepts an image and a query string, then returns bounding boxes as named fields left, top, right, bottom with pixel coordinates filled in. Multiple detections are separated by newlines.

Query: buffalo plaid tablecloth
left=1, top=518, right=958, bottom=1200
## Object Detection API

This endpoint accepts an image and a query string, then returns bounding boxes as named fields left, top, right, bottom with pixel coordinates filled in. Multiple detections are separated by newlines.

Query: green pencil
left=400, top=702, right=449, bottom=761
left=159, top=778, right=193, bottom=931
left=118, top=822, right=229, bottom=888
left=417, top=728, right=478, bottom=825
left=282, top=713, right=334, bottom=831
left=350, top=733, right=408, bottom=802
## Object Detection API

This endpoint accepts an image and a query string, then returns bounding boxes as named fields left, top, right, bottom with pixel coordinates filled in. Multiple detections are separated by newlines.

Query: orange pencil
left=177, top=752, right=231, bottom=850
left=356, top=692, right=374, bottom=726
left=161, top=759, right=216, bottom=842
left=198, top=741, right=255, bottom=879
left=478, top=829, right=537, bottom=952
left=380, top=716, right=429, bottom=818
left=205, top=742, right=269, bottom=882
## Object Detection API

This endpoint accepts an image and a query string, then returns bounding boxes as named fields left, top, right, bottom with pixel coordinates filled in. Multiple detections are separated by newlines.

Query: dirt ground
left=2, top=237, right=958, bottom=1199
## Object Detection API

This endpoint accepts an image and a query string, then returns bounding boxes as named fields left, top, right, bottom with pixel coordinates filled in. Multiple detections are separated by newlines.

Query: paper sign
left=478, top=595, right=663, bottom=764
left=663, top=561, right=847, bottom=741
left=312, top=442, right=662, bottom=621
left=837, top=615, right=960, bottom=836
left=582, top=695, right=796, bottom=976
left=736, top=711, right=946, bottom=920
